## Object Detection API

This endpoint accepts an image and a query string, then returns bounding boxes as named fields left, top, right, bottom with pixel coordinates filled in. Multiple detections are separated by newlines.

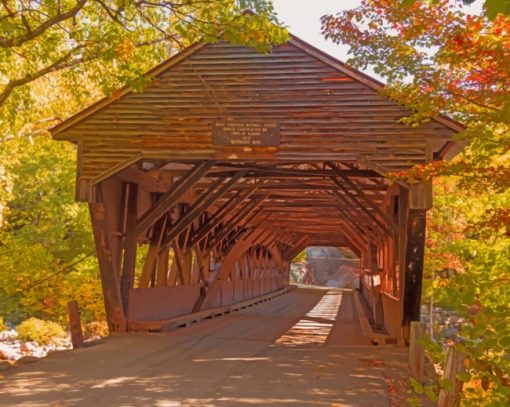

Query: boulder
left=0, top=343, right=20, bottom=361
left=0, top=329, right=18, bottom=341
left=15, top=355, right=40, bottom=366
left=20, top=341, right=38, bottom=353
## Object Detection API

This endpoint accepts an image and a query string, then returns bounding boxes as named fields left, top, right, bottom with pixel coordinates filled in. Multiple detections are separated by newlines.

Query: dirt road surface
left=0, top=287, right=411, bottom=406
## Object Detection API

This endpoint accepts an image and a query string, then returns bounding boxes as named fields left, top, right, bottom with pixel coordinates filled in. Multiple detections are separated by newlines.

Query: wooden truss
left=86, top=159, right=429, bottom=343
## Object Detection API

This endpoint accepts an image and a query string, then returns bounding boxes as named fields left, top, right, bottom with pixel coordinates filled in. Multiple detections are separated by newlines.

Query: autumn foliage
left=322, top=1, right=510, bottom=404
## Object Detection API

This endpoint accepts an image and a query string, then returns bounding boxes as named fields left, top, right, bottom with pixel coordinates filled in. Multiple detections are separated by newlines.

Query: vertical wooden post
left=437, top=346, right=467, bottom=407
left=120, top=183, right=138, bottom=319
left=67, top=301, right=84, bottom=348
left=402, top=208, right=427, bottom=339
left=89, top=202, right=126, bottom=332
left=409, top=321, right=425, bottom=381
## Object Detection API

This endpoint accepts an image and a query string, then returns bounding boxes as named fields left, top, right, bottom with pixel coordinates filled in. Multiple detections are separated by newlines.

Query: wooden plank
left=91, top=154, right=143, bottom=186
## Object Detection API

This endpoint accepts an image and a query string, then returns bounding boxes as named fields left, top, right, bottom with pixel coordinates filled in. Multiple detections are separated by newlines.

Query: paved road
left=0, top=287, right=411, bottom=406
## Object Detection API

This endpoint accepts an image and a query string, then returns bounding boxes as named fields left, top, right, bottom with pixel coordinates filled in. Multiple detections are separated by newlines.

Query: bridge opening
left=290, top=246, right=360, bottom=289
left=50, top=33, right=463, bottom=344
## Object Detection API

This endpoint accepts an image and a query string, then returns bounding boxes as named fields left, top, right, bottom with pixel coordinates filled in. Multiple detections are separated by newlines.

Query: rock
left=0, top=343, right=20, bottom=361
left=85, top=335, right=101, bottom=343
left=449, top=315, right=460, bottom=324
left=443, top=327, right=459, bottom=338
left=0, top=329, right=18, bottom=341
left=20, top=341, right=38, bottom=353
left=15, top=355, right=40, bottom=366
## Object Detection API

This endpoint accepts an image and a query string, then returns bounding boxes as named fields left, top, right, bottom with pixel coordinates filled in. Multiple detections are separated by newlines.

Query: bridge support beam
left=89, top=201, right=126, bottom=333
left=402, top=208, right=427, bottom=341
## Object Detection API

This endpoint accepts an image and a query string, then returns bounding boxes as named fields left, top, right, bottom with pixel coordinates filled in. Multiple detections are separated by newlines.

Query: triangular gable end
left=50, top=34, right=465, bottom=180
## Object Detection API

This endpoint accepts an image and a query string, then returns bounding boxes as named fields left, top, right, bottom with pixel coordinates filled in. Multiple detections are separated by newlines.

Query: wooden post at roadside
left=68, top=301, right=85, bottom=349
left=437, top=346, right=467, bottom=407
left=409, top=321, right=425, bottom=381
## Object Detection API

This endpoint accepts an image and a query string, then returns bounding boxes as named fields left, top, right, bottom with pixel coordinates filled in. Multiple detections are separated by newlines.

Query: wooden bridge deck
left=0, top=287, right=411, bottom=406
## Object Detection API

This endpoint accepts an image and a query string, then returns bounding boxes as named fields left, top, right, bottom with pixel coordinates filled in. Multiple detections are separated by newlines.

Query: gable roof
left=51, top=33, right=464, bottom=139
left=50, top=33, right=468, bottom=181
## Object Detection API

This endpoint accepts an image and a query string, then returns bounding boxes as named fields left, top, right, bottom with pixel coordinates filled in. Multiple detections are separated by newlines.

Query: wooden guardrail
left=129, top=285, right=296, bottom=332
left=409, top=321, right=425, bottom=381
left=353, top=290, right=394, bottom=345
left=437, top=346, right=467, bottom=407
left=67, top=301, right=84, bottom=348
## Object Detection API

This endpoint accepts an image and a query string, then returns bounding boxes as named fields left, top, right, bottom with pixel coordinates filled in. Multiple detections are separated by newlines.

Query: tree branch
left=0, top=0, right=88, bottom=48
left=0, top=45, right=91, bottom=105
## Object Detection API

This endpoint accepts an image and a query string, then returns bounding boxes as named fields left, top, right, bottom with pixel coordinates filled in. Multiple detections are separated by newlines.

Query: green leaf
left=441, top=379, right=454, bottom=392
left=485, top=0, right=510, bottom=20
left=424, top=385, right=438, bottom=401
left=456, top=371, right=471, bottom=382
left=409, top=377, right=424, bottom=394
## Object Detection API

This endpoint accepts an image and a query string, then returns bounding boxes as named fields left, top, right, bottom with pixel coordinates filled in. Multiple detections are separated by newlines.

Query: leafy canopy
left=0, top=0, right=288, bottom=123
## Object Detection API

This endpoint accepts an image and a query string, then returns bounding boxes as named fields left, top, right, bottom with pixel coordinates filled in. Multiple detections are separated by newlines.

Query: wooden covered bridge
left=51, top=34, right=463, bottom=344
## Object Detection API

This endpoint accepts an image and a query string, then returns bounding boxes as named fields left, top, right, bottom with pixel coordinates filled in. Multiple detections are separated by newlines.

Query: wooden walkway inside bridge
left=0, top=286, right=414, bottom=407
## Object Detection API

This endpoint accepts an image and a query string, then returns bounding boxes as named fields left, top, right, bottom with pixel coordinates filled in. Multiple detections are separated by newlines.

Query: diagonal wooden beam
left=189, top=185, right=258, bottom=247
left=328, top=191, right=371, bottom=238
left=206, top=195, right=268, bottom=252
left=222, top=213, right=271, bottom=252
left=163, top=171, right=247, bottom=247
left=281, top=235, right=309, bottom=261
left=129, top=161, right=214, bottom=240
left=329, top=176, right=391, bottom=236
left=138, top=215, right=168, bottom=288
left=171, top=240, right=186, bottom=285
left=193, top=228, right=273, bottom=312
left=156, top=249, right=170, bottom=287
left=327, top=161, right=397, bottom=234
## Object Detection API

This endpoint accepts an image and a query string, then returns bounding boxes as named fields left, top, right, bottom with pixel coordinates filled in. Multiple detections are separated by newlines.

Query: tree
left=0, top=0, right=288, bottom=122
left=0, top=133, right=104, bottom=324
left=321, top=1, right=509, bottom=404
left=0, top=2, right=288, bottom=325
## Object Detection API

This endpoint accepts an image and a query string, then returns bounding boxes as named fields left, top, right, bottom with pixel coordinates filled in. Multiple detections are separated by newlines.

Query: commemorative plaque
left=212, top=121, right=280, bottom=146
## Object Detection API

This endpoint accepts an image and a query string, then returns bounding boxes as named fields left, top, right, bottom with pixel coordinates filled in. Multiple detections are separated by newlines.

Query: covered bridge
left=51, top=34, right=463, bottom=343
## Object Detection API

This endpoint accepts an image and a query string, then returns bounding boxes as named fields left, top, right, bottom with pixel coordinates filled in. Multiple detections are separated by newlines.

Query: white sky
left=271, top=0, right=483, bottom=80
left=272, top=0, right=362, bottom=63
